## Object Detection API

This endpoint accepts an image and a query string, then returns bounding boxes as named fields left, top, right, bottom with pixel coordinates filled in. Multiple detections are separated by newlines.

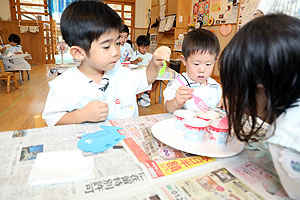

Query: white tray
left=151, top=118, right=244, bottom=158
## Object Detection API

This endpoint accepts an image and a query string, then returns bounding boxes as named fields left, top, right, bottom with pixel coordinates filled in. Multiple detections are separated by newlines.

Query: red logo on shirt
left=115, top=99, right=121, bottom=104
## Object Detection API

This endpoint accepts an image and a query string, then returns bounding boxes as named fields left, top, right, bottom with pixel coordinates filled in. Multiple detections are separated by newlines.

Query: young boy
left=0, top=34, right=23, bottom=54
left=119, top=25, right=133, bottom=64
left=130, top=35, right=154, bottom=107
left=42, top=1, right=170, bottom=126
left=163, top=29, right=222, bottom=113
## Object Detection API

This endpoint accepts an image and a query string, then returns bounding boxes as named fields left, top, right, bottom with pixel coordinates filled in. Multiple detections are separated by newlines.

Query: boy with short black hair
left=120, top=24, right=133, bottom=64
left=42, top=1, right=170, bottom=126
left=130, top=35, right=156, bottom=107
left=163, top=29, right=222, bottom=113
left=0, top=33, right=23, bottom=54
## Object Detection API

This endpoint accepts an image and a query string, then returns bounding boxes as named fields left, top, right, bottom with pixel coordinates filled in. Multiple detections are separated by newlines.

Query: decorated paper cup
left=174, top=109, right=196, bottom=130
left=207, top=119, right=229, bottom=145
left=196, top=110, right=220, bottom=121
left=183, top=118, right=208, bottom=142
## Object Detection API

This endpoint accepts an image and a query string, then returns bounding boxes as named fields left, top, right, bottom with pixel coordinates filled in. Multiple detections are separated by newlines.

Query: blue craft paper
left=77, top=125, right=125, bottom=154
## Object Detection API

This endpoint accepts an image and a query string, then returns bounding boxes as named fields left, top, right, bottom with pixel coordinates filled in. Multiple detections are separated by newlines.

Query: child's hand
left=175, top=86, right=194, bottom=107
left=82, top=100, right=108, bottom=122
left=152, top=46, right=171, bottom=68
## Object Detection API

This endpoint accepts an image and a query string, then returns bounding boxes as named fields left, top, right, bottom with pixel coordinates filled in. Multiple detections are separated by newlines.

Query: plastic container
left=183, top=118, right=208, bottom=142
left=207, top=119, right=229, bottom=145
left=174, top=109, right=196, bottom=130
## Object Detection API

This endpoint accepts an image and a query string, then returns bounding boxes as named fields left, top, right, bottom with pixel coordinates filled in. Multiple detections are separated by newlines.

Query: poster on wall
left=237, top=0, right=259, bottom=30
left=149, top=34, right=157, bottom=53
left=191, top=0, right=239, bottom=26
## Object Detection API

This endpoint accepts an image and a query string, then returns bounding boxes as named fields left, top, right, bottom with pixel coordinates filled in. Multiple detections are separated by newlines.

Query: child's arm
left=56, top=100, right=108, bottom=125
left=146, top=46, right=171, bottom=84
left=131, top=57, right=143, bottom=65
left=165, top=86, right=193, bottom=113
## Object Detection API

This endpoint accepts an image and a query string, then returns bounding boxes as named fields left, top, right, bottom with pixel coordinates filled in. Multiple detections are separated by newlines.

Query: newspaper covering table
left=0, top=113, right=290, bottom=199
left=2, top=53, right=32, bottom=71
left=1, top=53, right=32, bottom=85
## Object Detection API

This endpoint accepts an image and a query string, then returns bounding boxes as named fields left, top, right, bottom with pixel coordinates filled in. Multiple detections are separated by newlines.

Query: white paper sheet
left=164, top=15, right=176, bottom=31
left=28, top=151, right=94, bottom=185
left=158, top=18, right=167, bottom=32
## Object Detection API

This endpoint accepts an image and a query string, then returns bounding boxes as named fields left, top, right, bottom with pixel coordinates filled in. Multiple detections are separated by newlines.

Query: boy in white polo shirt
left=119, top=25, right=133, bottom=65
left=131, top=35, right=154, bottom=107
left=163, top=29, right=222, bottom=113
left=42, top=1, right=170, bottom=126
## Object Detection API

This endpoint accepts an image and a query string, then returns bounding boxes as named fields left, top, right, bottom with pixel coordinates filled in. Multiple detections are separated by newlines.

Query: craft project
left=151, top=118, right=244, bottom=157
left=219, top=24, right=232, bottom=36
left=77, top=125, right=125, bottom=154
left=207, top=17, right=214, bottom=26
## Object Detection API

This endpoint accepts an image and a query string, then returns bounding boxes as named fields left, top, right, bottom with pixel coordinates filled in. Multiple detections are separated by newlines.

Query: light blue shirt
left=163, top=72, right=222, bottom=111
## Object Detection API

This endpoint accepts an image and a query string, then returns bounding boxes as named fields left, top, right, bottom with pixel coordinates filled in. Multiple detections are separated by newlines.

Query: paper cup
left=207, top=119, right=229, bottom=145
left=174, top=109, right=196, bottom=130
left=196, top=110, right=220, bottom=121
left=183, top=118, right=208, bottom=142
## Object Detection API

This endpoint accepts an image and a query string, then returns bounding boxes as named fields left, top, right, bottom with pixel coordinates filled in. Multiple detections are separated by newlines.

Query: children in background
left=131, top=35, right=152, bottom=66
left=119, top=25, right=133, bottom=64
left=0, top=34, right=23, bottom=54
left=42, top=1, right=171, bottom=126
left=163, top=29, right=222, bottom=113
left=219, top=14, right=300, bottom=199
left=130, top=35, right=155, bottom=107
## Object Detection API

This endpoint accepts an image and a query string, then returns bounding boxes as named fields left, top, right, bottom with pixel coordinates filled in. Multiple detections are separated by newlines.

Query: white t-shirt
left=42, top=61, right=151, bottom=126
left=257, top=0, right=300, bottom=18
left=130, top=51, right=152, bottom=66
left=120, top=42, right=133, bottom=63
left=4, top=44, right=22, bottom=54
left=163, top=73, right=222, bottom=111
left=266, top=99, right=300, bottom=199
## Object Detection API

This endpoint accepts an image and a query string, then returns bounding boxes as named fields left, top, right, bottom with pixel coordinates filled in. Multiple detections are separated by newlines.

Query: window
left=105, top=1, right=135, bottom=41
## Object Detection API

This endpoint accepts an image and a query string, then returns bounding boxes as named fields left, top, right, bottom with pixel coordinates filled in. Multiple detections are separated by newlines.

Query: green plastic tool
left=158, top=60, right=167, bottom=77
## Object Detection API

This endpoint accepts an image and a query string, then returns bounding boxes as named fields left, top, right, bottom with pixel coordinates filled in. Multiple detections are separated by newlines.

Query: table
left=0, top=113, right=288, bottom=199
left=48, top=63, right=78, bottom=77
left=2, top=53, right=32, bottom=85
left=156, top=67, right=177, bottom=104
left=132, top=66, right=178, bottom=104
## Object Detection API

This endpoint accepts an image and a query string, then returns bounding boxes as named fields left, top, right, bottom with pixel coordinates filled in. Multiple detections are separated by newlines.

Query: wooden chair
left=34, top=114, right=47, bottom=128
left=0, top=60, right=19, bottom=94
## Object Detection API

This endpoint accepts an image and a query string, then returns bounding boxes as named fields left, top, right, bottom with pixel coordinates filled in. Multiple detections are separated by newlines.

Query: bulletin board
left=191, top=0, right=240, bottom=26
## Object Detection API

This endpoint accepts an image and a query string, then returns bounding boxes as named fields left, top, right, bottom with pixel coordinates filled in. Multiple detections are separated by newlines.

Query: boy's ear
left=180, top=55, right=187, bottom=66
left=69, top=46, right=86, bottom=61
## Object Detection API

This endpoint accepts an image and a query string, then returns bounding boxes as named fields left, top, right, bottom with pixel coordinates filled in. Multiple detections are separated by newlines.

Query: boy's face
left=120, top=32, right=128, bottom=45
left=137, top=45, right=148, bottom=55
left=181, top=51, right=216, bottom=85
left=84, top=29, right=120, bottom=72
left=10, top=42, right=17, bottom=46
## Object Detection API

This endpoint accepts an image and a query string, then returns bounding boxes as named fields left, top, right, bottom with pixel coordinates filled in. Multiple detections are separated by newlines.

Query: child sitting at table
left=131, top=35, right=156, bottom=107
left=219, top=14, right=300, bottom=199
left=163, top=29, right=222, bottom=113
left=42, top=1, right=171, bottom=126
left=0, top=33, right=23, bottom=54
left=119, top=25, right=133, bottom=64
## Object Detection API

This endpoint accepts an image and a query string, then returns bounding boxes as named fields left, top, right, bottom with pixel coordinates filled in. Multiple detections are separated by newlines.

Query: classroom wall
left=0, top=20, right=46, bottom=64
left=134, top=0, right=151, bottom=46
left=0, top=0, right=11, bottom=20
